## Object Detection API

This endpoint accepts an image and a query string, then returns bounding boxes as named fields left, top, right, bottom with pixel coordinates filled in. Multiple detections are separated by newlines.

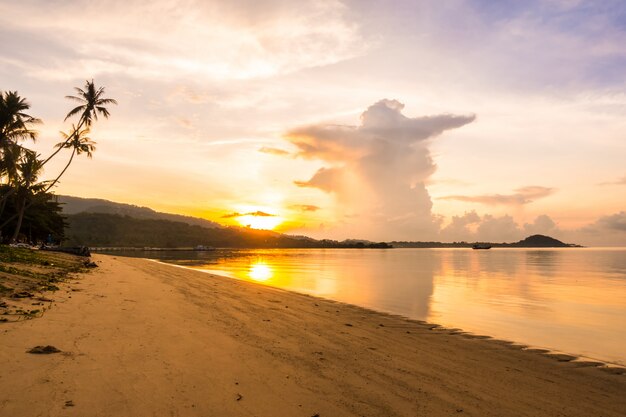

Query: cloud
left=440, top=212, right=561, bottom=243
left=596, top=211, right=626, bottom=231
left=259, top=147, right=291, bottom=157
left=475, top=214, right=524, bottom=242
left=557, top=211, right=626, bottom=246
left=284, top=99, right=475, bottom=239
left=598, top=175, right=626, bottom=186
left=439, top=211, right=481, bottom=240
left=439, top=186, right=555, bottom=205
left=221, top=210, right=276, bottom=219
left=437, top=211, right=626, bottom=246
left=289, top=204, right=320, bottom=212
left=523, top=214, right=558, bottom=235
left=0, top=0, right=368, bottom=81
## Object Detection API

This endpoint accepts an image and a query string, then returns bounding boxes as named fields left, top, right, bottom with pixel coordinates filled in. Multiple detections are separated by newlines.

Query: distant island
left=392, top=234, right=581, bottom=249
left=59, top=196, right=580, bottom=249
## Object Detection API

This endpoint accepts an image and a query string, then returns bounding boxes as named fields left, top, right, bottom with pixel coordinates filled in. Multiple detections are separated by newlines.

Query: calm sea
left=102, top=247, right=626, bottom=365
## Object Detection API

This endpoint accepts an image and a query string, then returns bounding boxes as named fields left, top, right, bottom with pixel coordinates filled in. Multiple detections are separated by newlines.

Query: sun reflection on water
left=249, top=262, right=273, bottom=282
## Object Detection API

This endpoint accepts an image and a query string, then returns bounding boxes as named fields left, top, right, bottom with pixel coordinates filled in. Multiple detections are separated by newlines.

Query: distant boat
left=194, top=245, right=215, bottom=251
left=472, top=243, right=492, bottom=250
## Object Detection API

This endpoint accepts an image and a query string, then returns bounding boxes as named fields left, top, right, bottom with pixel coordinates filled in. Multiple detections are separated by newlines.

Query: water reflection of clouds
left=115, top=247, right=626, bottom=365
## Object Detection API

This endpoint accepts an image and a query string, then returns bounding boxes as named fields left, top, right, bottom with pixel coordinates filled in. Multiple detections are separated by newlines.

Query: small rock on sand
left=27, top=345, right=61, bottom=354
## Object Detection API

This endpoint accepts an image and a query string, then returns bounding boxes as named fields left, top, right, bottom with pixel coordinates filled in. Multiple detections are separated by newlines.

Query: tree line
left=65, top=212, right=392, bottom=249
left=0, top=80, right=116, bottom=244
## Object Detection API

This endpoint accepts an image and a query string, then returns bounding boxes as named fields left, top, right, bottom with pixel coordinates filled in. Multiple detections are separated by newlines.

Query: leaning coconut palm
left=3, top=129, right=90, bottom=240
left=64, top=80, right=117, bottom=127
left=41, top=80, right=115, bottom=166
left=44, top=126, right=96, bottom=192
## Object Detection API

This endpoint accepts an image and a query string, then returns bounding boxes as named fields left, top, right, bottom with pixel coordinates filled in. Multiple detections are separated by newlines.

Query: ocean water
left=103, top=247, right=626, bottom=365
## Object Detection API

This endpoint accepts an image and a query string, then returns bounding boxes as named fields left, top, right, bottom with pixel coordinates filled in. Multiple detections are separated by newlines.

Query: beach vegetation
left=0, top=80, right=115, bottom=244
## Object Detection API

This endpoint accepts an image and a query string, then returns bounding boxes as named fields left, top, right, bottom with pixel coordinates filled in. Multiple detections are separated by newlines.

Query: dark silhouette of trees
left=0, top=80, right=115, bottom=243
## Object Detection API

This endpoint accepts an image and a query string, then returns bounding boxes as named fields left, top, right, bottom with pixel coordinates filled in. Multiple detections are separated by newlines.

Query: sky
left=1, top=0, right=625, bottom=245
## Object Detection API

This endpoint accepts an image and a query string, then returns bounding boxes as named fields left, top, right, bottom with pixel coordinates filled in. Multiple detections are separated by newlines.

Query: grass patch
left=0, top=245, right=93, bottom=321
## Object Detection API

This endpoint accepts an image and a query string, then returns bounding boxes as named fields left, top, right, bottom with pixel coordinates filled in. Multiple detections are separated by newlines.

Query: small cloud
left=439, top=186, right=555, bottom=205
left=247, top=210, right=275, bottom=217
left=290, top=204, right=320, bottom=212
left=259, top=146, right=291, bottom=156
left=293, top=167, right=341, bottom=192
left=523, top=214, right=557, bottom=235
left=221, top=210, right=276, bottom=218
left=598, top=175, right=626, bottom=186
left=170, top=86, right=213, bottom=104
left=221, top=212, right=242, bottom=219
left=176, top=117, right=193, bottom=129
left=596, top=211, right=626, bottom=231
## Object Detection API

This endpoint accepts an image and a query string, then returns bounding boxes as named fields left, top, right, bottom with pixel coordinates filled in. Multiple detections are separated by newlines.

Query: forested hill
left=64, top=213, right=390, bottom=249
left=505, top=234, right=574, bottom=247
left=58, top=195, right=222, bottom=229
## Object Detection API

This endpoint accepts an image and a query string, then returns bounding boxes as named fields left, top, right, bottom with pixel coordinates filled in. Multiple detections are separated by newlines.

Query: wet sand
left=0, top=254, right=624, bottom=416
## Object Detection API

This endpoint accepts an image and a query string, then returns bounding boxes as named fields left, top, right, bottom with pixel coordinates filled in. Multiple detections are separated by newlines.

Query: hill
left=57, top=195, right=222, bottom=229
left=64, top=213, right=390, bottom=249
left=505, top=234, right=575, bottom=247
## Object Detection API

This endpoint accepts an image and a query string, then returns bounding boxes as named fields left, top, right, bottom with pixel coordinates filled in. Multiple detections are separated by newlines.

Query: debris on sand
left=11, top=291, right=34, bottom=299
left=27, top=345, right=61, bottom=354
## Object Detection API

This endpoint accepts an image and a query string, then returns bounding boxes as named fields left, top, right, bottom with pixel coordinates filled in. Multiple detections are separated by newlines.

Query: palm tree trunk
left=40, top=120, right=83, bottom=167
left=10, top=194, right=25, bottom=242
left=44, top=147, right=75, bottom=193
left=0, top=187, right=14, bottom=218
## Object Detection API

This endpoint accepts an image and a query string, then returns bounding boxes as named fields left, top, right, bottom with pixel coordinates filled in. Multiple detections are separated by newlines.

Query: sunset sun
left=236, top=213, right=283, bottom=230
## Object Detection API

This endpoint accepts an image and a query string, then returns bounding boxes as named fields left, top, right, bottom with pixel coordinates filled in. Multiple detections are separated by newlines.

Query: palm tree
left=1, top=81, right=115, bottom=237
left=45, top=126, right=96, bottom=192
left=0, top=91, right=40, bottom=217
left=65, top=80, right=117, bottom=127
left=10, top=151, right=48, bottom=242
left=0, top=91, right=41, bottom=146
left=0, top=91, right=40, bottom=182
left=42, top=80, right=116, bottom=166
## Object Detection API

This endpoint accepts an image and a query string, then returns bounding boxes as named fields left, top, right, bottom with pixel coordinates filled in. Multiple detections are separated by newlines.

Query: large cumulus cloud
left=285, top=99, right=475, bottom=240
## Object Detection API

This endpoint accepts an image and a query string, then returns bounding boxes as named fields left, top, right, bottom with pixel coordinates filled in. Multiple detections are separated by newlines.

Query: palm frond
left=65, top=95, right=86, bottom=103
left=64, top=106, right=85, bottom=121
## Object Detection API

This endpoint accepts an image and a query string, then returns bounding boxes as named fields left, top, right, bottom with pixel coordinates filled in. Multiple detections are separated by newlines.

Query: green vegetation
left=0, top=246, right=92, bottom=321
left=0, top=80, right=116, bottom=244
left=65, top=212, right=391, bottom=249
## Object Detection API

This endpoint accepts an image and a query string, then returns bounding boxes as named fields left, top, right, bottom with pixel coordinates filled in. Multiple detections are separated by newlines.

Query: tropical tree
left=0, top=91, right=40, bottom=187
left=0, top=92, right=41, bottom=226
left=0, top=80, right=115, bottom=240
left=45, top=126, right=96, bottom=192
left=0, top=91, right=40, bottom=146
left=43, top=80, right=116, bottom=166
left=9, top=151, right=48, bottom=242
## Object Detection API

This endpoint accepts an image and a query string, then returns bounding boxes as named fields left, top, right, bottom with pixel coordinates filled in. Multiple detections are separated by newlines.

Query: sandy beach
left=0, top=254, right=624, bottom=417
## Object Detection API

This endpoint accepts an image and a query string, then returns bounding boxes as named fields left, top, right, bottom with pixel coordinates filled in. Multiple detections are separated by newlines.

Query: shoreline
left=154, top=258, right=626, bottom=368
left=1, top=254, right=624, bottom=416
